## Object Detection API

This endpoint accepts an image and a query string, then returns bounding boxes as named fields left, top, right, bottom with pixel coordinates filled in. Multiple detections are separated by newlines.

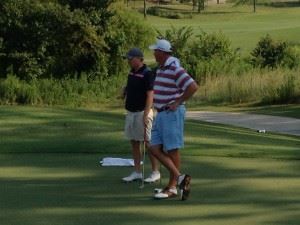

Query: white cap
left=149, top=39, right=172, bottom=53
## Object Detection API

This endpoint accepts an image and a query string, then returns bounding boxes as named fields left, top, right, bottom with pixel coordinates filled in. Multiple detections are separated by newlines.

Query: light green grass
left=142, top=4, right=300, bottom=55
left=0, top=106, right=299, bottom=158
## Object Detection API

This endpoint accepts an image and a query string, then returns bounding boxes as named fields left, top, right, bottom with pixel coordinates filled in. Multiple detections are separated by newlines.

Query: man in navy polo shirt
left=122, top=48, right=160, bottom=183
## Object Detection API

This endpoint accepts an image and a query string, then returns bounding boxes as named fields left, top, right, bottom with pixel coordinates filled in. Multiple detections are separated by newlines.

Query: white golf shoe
left=122, top=171, right=143, bottom=182
left=144, top=171, right=161, bottom=183
left=154, top=187, right=177, bottom=199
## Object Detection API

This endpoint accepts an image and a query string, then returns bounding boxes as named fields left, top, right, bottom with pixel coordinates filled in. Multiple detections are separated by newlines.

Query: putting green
left=1, top=153, right=299, bottom=225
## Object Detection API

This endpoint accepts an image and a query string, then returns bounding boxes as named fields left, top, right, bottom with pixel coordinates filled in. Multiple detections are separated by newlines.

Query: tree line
left=0, top=0, right=155, bottom=80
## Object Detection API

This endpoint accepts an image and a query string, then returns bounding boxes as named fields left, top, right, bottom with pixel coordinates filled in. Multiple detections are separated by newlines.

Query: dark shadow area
left=0, top=106, right=128, bottom=154
left=260, top=1, right=300, bottom=8
left=239, top=104, right=300, bottom=119
left=185, top=120, right=300, bottom=160
left=148, top=5, right=248, bottom=15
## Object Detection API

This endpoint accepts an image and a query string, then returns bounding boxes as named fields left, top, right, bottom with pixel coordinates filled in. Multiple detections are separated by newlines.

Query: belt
left=128, top=109, right=143, bottom=113
left=156, top=104, right=185, bottom=113
left=156, top=106, right=170, bottom=113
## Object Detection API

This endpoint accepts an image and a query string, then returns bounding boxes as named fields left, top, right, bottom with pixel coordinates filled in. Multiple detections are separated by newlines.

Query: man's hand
left=167, top=82, right=198, bottom=111
left=143, top=113, right=149, bottom=126
left=167, top=101, right=180, bottom=111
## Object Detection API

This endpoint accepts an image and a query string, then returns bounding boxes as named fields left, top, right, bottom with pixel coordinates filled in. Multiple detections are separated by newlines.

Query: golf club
left=159, top=163, right=162, bottom=186
left=139, top=127, right=146, bottom=189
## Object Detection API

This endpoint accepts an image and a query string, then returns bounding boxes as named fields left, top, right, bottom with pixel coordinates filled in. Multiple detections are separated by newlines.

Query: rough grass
left=189, top=68, right=300, bottom=105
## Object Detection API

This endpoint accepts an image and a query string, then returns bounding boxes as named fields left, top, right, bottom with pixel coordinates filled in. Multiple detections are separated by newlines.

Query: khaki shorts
left=125, top=109, right=153, bottom=141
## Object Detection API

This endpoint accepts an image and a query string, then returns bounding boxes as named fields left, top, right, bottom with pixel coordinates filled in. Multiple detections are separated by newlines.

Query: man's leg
left=145, top=111, right=159, bottom=173
left=147, top=145, right=160, bottom=172
left=131, top=140, right=141, bottom=172
left=167, top=149, right=181, bottom=188
left=144, top=142, right=161, bottom=183
left=150, top=145, right=180, bottom=183
left=122, top=140, right=143, bottom=182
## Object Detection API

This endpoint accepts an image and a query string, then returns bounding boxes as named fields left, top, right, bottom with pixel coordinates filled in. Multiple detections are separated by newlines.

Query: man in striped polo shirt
left=149, top=39, right=198, bottom=200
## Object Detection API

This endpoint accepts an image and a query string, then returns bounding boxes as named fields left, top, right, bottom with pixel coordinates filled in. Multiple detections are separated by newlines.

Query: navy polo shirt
left=125, top=64, right=155, bottom=112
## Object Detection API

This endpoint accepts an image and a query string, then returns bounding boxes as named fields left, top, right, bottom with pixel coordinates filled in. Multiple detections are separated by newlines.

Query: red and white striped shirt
left=153, top=57, right=195, bottom=109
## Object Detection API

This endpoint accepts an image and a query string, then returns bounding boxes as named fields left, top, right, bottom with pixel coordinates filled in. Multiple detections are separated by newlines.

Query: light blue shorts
left=150, top=105, right=186, bottom=152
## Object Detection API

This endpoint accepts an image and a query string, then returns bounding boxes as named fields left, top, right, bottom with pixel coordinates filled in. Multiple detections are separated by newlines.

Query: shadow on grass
left=151, top=5, right=248, bottom=15
left=260, top=1, right=300, bottom=8
left=0, top=154, right=300, bottom=225
left=185, top=120, right=300, bottom=159
left=0, top=106, right=128, bottom=154
left=238, top=104, right=300, bottom=119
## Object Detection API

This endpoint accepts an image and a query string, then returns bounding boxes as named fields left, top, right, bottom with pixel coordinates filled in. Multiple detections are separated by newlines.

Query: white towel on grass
left=100, top=157, right=143, bottom=166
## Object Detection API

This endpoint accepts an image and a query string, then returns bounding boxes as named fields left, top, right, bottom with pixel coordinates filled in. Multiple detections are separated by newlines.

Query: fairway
left=145, top=4, right=300, bottom=54
left=0, top=106, right=300, bottom=224
left=1, top=154, right=300, bottom=225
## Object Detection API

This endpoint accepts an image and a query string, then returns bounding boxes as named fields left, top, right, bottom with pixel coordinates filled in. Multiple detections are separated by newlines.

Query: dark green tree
left=0, top=0, right=109, bottom=79
left=0, top=0, right=154, bottom=79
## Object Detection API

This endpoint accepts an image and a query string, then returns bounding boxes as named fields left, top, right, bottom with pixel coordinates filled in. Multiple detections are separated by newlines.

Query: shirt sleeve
left=175, top=67, right=195, bottom=91
left=144, top=69, right=155, bottom=91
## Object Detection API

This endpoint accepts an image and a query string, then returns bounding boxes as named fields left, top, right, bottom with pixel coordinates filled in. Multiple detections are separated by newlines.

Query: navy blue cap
left=124, top=48, right=144, bottom=59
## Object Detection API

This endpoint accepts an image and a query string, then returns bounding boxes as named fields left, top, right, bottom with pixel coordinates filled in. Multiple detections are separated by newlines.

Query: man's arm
left=144, top=90, right=154, bottom=125
left=170, top=82, right=198, bottom=110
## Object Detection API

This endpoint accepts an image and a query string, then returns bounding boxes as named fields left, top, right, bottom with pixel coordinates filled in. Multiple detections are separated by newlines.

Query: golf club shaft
left=140, top=127, right=146, bottom=189
left=142, top=140, right=146, bottom=187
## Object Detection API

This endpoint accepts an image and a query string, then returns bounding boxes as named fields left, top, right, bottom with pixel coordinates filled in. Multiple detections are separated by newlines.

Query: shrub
left=156, top=27, right=249, bottom=83
left=156, top=26, right=194, bottom=60
left=0, top=74, right=20, bottom=104
left=105, top=7, right=155, bottom=77
left=0, top=72, right=127, bottom=106
left=0, top=0, right=155, bottom=80
left=183, top=31, right=239, bottom=82
left=281, top=46, right=300, bottom=69
left=17, top=81, right=39, bottom=105
left=250, top=35, right=299, bottom=69
left=190, top=31, right=233, bottom=60
left=0, top=0, right=108, bottom=79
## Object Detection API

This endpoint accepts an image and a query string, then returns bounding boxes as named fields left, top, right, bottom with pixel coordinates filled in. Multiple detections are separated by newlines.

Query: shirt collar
left=131, top=64, right=146, bottom=73
left=161, top=56, right=180, bottom=69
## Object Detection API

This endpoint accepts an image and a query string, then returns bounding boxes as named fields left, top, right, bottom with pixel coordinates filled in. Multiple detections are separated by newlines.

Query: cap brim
left=149, top=45, right=172, bottom=52
left=149, top=44, right=158, bottom=50
left=122, top=55, right=133, bottom=60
